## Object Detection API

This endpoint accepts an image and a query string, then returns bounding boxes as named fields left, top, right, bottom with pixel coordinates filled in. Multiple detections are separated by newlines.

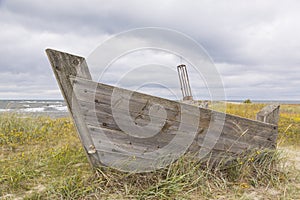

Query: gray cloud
left=0, top=0, right=299, bottom=100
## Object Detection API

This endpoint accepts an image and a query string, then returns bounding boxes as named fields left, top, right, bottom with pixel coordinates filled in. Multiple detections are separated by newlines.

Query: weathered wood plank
left=78, top=99, right=276, bottom=151
left=89, top=125, right=190, bottom=153
left=45, top=49, right=101, bottom=167
left=89, top=125, right=259, bottom=155
left=256, top=104, right=280, bottom=125
left=72, top=76, right=276, bottom=128
left=95, top=149, right=179, bottom=172
left=71, top=76, right=277, bottom=140
left=70, top=76, right=278, bottom=158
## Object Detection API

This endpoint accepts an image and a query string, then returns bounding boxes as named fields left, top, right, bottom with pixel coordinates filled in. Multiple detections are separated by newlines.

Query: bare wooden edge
left=256, top=104, right=280, bottom=125
left=45, top=48, right=101, bottom=168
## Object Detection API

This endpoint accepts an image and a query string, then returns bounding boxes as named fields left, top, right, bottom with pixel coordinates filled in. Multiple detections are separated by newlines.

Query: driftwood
left=46, top=49, right=279, bottom=172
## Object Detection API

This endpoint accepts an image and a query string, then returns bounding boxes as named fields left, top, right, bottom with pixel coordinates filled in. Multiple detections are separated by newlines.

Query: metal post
left=177, top=64, right=193, bottom=101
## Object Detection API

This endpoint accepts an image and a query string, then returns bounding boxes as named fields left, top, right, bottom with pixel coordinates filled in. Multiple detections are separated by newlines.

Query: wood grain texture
left=256, top=104, right=280, bottom=125
left=45, top=49, right=101, bottom=167
left=71, top=76, right=278, bottom=161
left=46, top=49, right=280, bottom=171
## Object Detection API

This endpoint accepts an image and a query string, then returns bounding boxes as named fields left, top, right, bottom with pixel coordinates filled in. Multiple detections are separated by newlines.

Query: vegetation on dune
left=277, top=105, right=300, bottom=147
left=0, top=104, right=299, bottom=199
left=243, top=99, right=252, bottom=104
left=225, top=103, right=300, bottom=147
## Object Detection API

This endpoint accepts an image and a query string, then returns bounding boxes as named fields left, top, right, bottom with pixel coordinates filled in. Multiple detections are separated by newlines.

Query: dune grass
left=0, top=104, right=299, bottom=199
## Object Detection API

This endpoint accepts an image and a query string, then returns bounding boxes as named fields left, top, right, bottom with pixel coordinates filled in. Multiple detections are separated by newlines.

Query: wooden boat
left=46, top=49, right=280, bottom=172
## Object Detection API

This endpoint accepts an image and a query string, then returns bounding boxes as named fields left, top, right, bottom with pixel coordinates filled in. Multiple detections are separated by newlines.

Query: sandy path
left=280, top=147, right=300, bottom=170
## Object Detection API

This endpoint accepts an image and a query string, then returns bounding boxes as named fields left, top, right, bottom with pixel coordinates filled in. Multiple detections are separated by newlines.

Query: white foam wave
left=21, top=107, right=45, bottom=112
left=0, top=109, right=11, bottom=112
left=54, top=106, right=68, bottom=111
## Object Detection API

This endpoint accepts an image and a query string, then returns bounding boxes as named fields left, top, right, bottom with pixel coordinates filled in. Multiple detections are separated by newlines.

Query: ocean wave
left=21, top=107, right=45, bottom=112
left=0, top=109, right=11, bottom=112
left=54, top=106, right=68, bottom=111
left=0, top=106, right=68, bottom=113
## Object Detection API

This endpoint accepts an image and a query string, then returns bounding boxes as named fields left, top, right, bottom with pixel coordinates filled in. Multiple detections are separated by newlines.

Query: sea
left=0, top=100, right=299, bottom=118
left=0, top=100, right=69, bottom=118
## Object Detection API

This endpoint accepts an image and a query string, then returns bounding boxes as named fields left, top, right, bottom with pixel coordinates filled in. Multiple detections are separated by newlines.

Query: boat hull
left=46, top=49, right=279, bottom=172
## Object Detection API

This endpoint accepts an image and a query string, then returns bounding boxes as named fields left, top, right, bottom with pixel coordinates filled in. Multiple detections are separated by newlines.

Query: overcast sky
left=0, top=0, right=299, bottom=100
